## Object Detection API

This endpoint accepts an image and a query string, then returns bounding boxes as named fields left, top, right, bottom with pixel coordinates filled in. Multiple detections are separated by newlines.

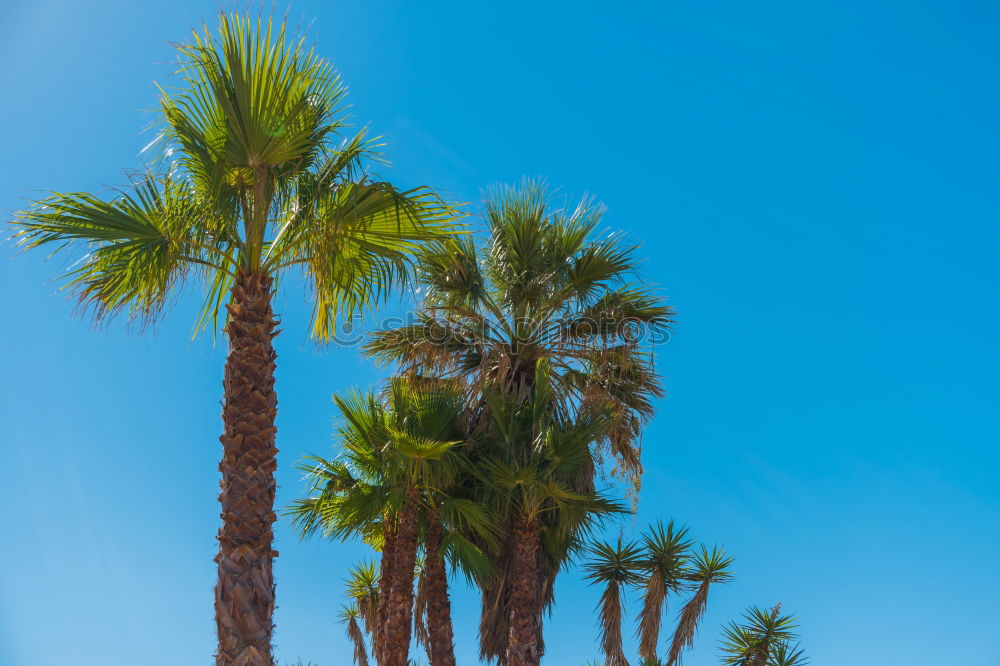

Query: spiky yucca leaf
left=664, top=546, right=734, bottom=666
left=719, top=604, right=803, bottom=666
left=636, top=521, right=694, bottom=661
left=584, top=539, right=645, bottom=666
left=338, top=605, right=371, bottom=666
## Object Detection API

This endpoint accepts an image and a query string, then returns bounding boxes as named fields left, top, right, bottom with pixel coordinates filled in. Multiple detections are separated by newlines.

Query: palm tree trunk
left=506, top=516, right=543, bottom=666
left=423, top=507, right=457, bottom=666
left=215, top=271, right=279, bottom=666
left=384, top=486, right=420, bottom=666
left=376, top=517, right=399, bottom=665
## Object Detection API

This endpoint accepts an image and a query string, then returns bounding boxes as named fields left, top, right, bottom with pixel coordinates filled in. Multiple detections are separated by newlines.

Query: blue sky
left=2, top=1, right=998, bottom=664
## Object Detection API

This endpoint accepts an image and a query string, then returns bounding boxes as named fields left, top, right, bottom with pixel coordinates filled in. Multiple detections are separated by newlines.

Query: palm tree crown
left=15, top=14, right=456, bottom=334
left=366, top=178, right=670, bottom=484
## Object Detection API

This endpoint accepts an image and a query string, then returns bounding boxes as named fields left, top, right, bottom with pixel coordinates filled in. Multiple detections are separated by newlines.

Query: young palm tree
left=11, top=14, right=458, bottom=665
left=366, top=180, right=671, bottom=663
left=583, top=539, right=645, bottom=666
left=664, top=546, right=734, bottom=666
left=288, top=379, right=488, bottom=666
left=719, top=605, right=807, bottom=666
left=635, top=521, right=694, bottom=662
left=472, top=368, right=626, bottom=666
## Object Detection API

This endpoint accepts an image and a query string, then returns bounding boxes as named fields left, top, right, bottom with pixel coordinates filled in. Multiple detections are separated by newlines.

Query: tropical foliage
left=719, top=605, right=808, bottom=666
left=11, top=10, right=812, bottom=666
left=582, top=523, right=735, bottom=666
left=365, top=180, right=672, bottom=665
left=12, top=13, right=458, bottom=666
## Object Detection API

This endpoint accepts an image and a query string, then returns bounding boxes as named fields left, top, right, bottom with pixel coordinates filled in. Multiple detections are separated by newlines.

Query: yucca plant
left=583, top=539, right=645, bottom=666
left=345, top=560, right=381, bottom=638
left=11, top=13, right=458, bottom=665
left=719, top=605, right=807, bottom=666
left=635, top=521, right=694, bottom=662
left=339, top=605, right=371, bottom=666
left=664, top=546, right=734, bottom=666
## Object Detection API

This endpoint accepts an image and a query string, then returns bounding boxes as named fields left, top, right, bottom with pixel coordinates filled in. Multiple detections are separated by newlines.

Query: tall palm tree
left=635, top=521, right=694, bottom=661
left=366, top=179, right=671, bottom=662
left=719, top=605, right=806, bottom=666
left=583, top=539, right=645, bottom=666
left=664, top=546, right=734, bottom=666
left=11, top=15, right=458, bottom=665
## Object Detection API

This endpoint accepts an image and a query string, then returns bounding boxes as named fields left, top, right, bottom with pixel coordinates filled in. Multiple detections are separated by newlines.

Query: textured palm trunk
left=505, top=516, right=543, bottom=666
left=375, top=517, right=399, bottom=665
left=215, top=271, right=279, bottom=666
left=383, top=486, right=420, bottom=666
left=423, top=507, right=457, bottom=666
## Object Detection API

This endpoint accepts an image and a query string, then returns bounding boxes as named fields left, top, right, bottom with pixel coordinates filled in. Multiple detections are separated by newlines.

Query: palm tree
left=664, top=546, right=734, bottom=666
left=11, top=15, right=459, bottom=665
left=472, top=369, right=626, bottom=666
left=719, top=605, right=807, bottom=666
left=288, top=378, right=487, bottom=666
left=583, top=539, right=645, bottom=666
left=635, top=521, right=694, bottom=662
left=366, top=179, right=671, bottom=662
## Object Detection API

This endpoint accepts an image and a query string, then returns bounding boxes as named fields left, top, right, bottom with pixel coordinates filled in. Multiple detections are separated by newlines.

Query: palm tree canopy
left=365, top=178, right=671, bottom=485
left=13, top=13, right=460, bottom=337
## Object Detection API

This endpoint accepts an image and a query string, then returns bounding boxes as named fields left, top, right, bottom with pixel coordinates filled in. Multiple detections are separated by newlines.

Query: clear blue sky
left=2, top=1, right=998, bottom=664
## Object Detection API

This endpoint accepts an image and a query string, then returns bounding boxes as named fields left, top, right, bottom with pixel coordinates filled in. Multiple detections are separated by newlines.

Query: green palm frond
left=13, top=174, right=233, bottom=324
left=14, top=12, right=461, bottom=336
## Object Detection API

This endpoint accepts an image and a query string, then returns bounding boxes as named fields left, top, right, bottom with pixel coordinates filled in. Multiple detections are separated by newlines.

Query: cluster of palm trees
left=287, top=171, right=670, bottom=666
left=10, top=12, right=806, bottom=666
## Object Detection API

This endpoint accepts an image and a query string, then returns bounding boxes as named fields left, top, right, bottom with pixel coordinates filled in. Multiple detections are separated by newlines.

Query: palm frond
left=13, top=175, right=233, bottom=325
